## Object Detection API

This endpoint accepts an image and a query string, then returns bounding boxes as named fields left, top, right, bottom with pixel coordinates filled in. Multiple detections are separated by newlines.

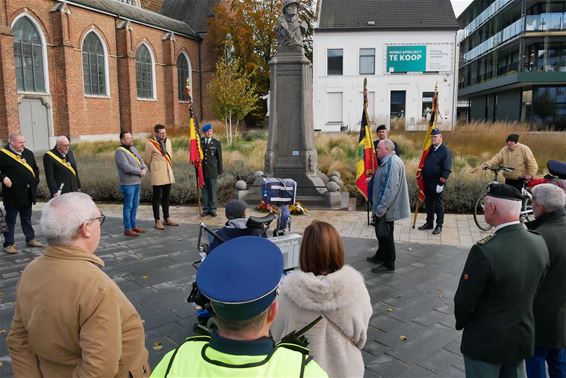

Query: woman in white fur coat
left=271, top=221, right=373, bottom=378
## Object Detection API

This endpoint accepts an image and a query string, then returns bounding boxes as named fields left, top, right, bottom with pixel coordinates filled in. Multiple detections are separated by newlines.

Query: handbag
left=373, top=215, right=390, bottom=238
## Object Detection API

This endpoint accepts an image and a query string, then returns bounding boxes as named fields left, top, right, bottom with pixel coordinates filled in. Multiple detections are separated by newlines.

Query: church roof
left=317, top=0, right=459, bottom=31
left=159, top=0, right=219, bottom=34
left=66, top=0, right=199, bottom=39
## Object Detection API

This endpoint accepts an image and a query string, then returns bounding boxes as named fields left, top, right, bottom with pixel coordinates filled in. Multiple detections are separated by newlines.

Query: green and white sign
left=387, top=45, right=426, bottom=73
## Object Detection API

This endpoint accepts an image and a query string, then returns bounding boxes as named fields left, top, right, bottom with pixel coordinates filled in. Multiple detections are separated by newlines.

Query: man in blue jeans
left=115, top=131, right=148, bottom=237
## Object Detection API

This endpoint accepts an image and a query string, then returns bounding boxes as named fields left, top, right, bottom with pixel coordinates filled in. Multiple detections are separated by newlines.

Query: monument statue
left=276, top=0, right=307, bottom=48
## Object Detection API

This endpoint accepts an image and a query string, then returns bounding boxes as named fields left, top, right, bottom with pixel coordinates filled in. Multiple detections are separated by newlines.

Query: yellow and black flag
left=355, top=78, right=377, bottom=200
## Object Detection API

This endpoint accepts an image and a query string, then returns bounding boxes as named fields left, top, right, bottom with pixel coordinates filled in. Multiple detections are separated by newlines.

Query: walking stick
left=411, top=198, right=421, bottom=229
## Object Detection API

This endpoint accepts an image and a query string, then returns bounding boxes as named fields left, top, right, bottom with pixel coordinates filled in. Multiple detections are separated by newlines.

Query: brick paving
left=0, top=208, right=471, bottom=377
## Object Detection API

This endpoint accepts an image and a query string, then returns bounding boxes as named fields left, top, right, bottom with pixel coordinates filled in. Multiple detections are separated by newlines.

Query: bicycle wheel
left=520, top=195, right=534, bottom=224
left=473, top=193, right=493, bottom=231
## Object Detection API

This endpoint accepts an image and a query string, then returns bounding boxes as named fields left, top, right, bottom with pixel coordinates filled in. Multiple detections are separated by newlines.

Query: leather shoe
left=210, top=211, right=217, bottom=217
left=164, top=218, right=179, bottom=226
left=132, top=226, right=146, bottom=233
left=154, top=219, right=165, bottom=230
left=201, top=211, right=209, bottom=217
left=418, top=223, right=433, bottom=230
left=432, top=225, right=442, bottom=235
left=26, top=240, right=43, bottom=248
left=371, top=264, right=395, bottom=273
left=124, top=229, right=139, bottom=237
left=366, top=255, right=383, bottom=264
left=4, top=245, right=17, bottom=254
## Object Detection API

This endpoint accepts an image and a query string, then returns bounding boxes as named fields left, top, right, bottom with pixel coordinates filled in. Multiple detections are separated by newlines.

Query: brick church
left=0, top=0, right=222, bottom=150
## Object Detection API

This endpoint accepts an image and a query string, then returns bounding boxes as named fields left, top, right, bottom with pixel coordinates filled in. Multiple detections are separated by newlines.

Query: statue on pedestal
left=276, top=0, right=307, bottom=48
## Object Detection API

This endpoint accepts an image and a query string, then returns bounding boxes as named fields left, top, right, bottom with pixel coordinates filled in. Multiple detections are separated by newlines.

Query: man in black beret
left=454, top=183, right=549, bottom=377
left=373, top=125, right=400, bottom=163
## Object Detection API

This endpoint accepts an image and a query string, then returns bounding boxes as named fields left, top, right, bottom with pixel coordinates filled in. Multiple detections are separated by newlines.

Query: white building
left=313, top=0, right=460, bottom=132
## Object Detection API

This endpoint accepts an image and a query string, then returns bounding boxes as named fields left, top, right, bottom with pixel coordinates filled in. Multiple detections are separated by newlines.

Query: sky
left=450, top=0, right=473, bottom=17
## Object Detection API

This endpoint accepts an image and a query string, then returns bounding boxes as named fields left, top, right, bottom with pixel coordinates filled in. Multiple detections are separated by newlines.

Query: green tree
left=208, top=57, right=259, bottom=146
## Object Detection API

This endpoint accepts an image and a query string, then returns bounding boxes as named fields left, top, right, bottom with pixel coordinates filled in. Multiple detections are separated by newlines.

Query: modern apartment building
left=457, top=0, right=566, bottom=129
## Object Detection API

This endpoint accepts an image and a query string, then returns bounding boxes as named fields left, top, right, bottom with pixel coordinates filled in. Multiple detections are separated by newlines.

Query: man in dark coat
left=454, top=184, right=549, bottom=377
left=373, top=124, right=400, bottom=163
left=418, top=128, right=452, bottom=234
left=43, top=136, right=81, bottom=197
left=525, top=183, right=566, bottom=378
left=200, top=124, right=222, bottom=217
left=0, top=134, right=42, bottom=254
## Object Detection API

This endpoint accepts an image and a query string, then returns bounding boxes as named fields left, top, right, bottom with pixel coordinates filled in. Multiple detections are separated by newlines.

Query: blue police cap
left=431, top=128, right=441, bottom=136
left=196, top=236, right=284, bottom=321
left=202, top=123, right=212, bottom=132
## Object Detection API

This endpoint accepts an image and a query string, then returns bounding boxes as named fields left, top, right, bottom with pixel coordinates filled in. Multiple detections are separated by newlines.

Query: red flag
left=186, top=81, right=204, bottom=188
left=355, top=80, right=377, bottom=200
left=416, top=88, right=438, bottom=202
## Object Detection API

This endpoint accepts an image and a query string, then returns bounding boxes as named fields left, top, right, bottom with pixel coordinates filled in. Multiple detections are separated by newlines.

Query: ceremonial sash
left=46, top=151, right=76, bottom=176
left=149, top=138, right=173, bottom=167
left=1, top=148, right=35, bottom=177
left=117, top=147, right=141, bottom=166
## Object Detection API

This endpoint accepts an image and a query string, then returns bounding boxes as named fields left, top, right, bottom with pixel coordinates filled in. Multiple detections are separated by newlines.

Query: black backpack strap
left=164, top=336, right=210, bottom=377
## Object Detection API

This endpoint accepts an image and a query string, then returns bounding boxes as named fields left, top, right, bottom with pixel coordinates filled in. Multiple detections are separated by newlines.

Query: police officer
left=454, top=184, right=549, bottom=377
left=151, top=236, right=328, bottom=377
left=201, top=124, right=222, bottom=217
left=418, top=128, right=452, bottom=235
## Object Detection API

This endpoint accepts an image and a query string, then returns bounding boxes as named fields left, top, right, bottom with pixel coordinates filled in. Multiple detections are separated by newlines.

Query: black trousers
left=152, top=184, right=171, bottom=220
left=4, top=205, right=35, bottom=247
left=505, top=178, right=525, bottom=192
left=374, top=220, right=395, bottom=268
left=424, top=186, right=445, bottom=226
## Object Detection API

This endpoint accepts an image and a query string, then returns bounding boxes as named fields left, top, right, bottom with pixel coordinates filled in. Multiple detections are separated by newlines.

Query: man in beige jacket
left=143, top=124, right=178, bottom=230
left=7, top=192, right=150, bottom=377
left=483, top=133, right=538, bottom=192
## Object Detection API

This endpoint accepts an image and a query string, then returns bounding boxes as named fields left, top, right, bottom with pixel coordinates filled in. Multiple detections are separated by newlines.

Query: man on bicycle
left=482, top=134, right=538, bottom=192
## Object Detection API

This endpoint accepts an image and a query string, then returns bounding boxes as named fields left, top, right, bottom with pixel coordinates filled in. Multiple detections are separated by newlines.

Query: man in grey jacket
left=115, top=131, right=147, bottom=237
left=367, top=139, right=410, bottom=273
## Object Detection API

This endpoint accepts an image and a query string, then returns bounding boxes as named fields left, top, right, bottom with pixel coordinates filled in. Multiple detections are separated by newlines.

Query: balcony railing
left=463, top=0, right=514, bottom=38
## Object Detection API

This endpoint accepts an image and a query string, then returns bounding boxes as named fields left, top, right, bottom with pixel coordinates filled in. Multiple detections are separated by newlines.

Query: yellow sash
left=117, top=146, right=141, bottom=166
left=46, top=151, right=76, bottom=176
left=1, top=148, right=35, bottom=177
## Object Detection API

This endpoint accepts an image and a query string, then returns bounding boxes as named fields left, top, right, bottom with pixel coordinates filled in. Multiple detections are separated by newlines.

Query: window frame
left=359, top=48, right=375, bottom=75
left=136, top=42, right=157, bottom=101
left=177, top=52, right=192, bottom=102
left=327, top=48, right=344, bottom=76
left=81, top=29, right=110, bottom=97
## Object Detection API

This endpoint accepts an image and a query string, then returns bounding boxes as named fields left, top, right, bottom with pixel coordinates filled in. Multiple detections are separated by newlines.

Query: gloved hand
left=436, top=185, right=444, bottom=194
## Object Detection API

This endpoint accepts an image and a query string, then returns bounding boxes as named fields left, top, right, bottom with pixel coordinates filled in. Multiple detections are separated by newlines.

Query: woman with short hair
left=271, top=221, right=372, bottom=378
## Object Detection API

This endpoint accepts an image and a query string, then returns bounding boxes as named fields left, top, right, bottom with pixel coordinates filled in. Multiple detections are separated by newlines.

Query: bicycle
left=473, top=165, right=534, bottom=231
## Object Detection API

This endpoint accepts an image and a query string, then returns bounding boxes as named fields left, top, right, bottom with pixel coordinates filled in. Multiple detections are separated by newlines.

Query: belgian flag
left=355, top=79, right=377, bottom=200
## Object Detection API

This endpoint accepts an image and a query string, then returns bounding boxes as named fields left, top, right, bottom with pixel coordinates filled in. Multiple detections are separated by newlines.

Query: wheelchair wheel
left=473, top=193, right=492, bottom=231
left=520, top=196, right=534, bottom=224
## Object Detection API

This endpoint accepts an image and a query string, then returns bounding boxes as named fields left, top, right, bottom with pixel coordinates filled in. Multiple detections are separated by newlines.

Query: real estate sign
left=387, top=45, right=452, bottom=73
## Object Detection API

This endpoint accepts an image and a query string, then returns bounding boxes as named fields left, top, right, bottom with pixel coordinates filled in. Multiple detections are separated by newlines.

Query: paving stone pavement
left=0, top=212, right=468, bottom=378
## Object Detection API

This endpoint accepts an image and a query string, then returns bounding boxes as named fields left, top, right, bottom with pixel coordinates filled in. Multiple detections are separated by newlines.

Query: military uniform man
left=200, top=124, right=222, bottom=217
left=151, top=236, right=328, bottom=377
left=454, top=184, right=549, bottom=377
left=373, top=124, right=400, bottom=161
left=43, top=136, right=81, bottom=197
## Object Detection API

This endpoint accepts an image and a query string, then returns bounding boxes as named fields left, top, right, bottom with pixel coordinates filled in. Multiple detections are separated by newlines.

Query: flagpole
left=186, top=79, right=203, bottom=216
left=363, top=78, right=372, bottom=227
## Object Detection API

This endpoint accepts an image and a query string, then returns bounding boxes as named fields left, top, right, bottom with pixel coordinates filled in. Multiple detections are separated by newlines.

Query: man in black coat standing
left=418, top=128, right=452, bottom=234
left=454, top=184, right=549, bottom=377
left=373, top=124, right=400, bottom=162
left=0, top=134, right=42, bottom=254
left=200, top=124, right=222, bottom=217
left=525, top=184, right=566, bottom=378
left=43, top=136, right=81, bottom=197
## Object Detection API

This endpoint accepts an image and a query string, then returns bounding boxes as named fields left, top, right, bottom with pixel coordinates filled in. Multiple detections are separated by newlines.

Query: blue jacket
left=422, top=143, right=452, bottom=189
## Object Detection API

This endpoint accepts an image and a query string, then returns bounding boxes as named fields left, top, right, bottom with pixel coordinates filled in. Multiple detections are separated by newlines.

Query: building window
left=327, top=49, right=343, bottom=75
left=12, top=17, right=45, bottom=92
left=327, top=92, right=343, bottom=124
left=82, top=32, right=107, bottom=96
left=177, top=53, right=191, bottom=101
left=532, top=86, right=566, bottom=130
left=359, top=48, right=375, bottom=75
left=136, top=44, right=154, bottom=99
left=422, top=92, right=435, bottom=118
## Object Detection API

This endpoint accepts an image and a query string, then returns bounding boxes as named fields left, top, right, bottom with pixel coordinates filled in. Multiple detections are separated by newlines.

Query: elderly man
left=151, top=236, right=327, bottom=377
left=366, top=139, right=410, bottom=273
left=483, top=133, right=538, bottom=192
left=200, top=124, right=223, bottom=217
left=7, top=193, right=150, bottom=377
left=0, top=133, right=42, bottom=254
left=418, top=128, right=452, bottom=235
left=43, top=135, right=81, bottom=197
left=373, top=124, right=400, bottom=161
left=115, top=131, right=148, bottom=237
left=454, top=184, right=549, bottom=378
left=525, top=184, right=566, bottom=378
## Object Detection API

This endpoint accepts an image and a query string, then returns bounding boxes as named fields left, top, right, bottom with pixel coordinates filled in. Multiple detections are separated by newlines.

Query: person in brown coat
left=143, top=124, right=178, bottom=230
left=7, top=192, right=150, bottom=377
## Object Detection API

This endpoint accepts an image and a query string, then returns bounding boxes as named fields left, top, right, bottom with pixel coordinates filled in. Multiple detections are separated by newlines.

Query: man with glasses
left=7, top=193, right=149, bottom=377
left=454, top=183, right=549, bottom=378
left=43, top=136, right=81, bottom=197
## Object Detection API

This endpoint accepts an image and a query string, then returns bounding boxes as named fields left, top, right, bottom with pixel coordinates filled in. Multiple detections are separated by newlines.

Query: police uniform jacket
left=526, top=209, right=566, bottom=349
left=0, top=145, right=40, bottom=207
left=43, top=147, right=80, bottom=196
left=421, top=143, right=452, bottom=190
left=454, top=224, right=549, bottom=363
left=201, top=137, right=222, bottom=179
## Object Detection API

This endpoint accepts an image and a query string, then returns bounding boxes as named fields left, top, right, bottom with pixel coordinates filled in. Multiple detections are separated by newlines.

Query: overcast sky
left=451, top=0, right=473, bottom=17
